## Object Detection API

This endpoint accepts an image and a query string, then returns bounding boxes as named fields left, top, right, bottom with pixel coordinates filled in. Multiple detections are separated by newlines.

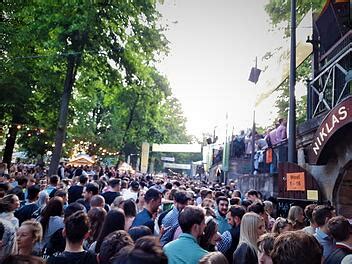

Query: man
left=57, top=162, right=65, bottom=179
left=160, top=190, right=191, bottom=246
left=68, top=174, right=88, bottom=204
left=14, top=185, right=40, bottom=225
left=47, top=211, right=97, bottom=264
left=313, top=205, right=335, bottom=258
left=46, top=175, right=60, bottom=198
left=325, top=216, right=352, bottom=264
left=123, top=180, right=140, bottom=201
left=217, top=205, right=246, bottom=263
left=215, top=196, right=231, bottom=234
left=8, top=177, right=28, bottom=201
left=246, top=189, right=259, bottom=203
left=271, top=231, right=322, bottom=264
left=131, top=188, right=161, bottom=233
left=101, top=178, right=121, bottom=205
left=276, top=118, right=287, bottom=142
left=164, top=206, right=207, bottom=264
left=77, top=182, right=99, bottom=212
left=89, top=195, right=105, bottom=209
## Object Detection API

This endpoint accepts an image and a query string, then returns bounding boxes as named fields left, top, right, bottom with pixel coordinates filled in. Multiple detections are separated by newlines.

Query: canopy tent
left=68, top=155, right=95, bottom=166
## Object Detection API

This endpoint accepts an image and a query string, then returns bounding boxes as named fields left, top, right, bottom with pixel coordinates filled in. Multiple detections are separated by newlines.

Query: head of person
left=109, top=178, right=121, bottom=192
left=90, top=194, right=105, bottom=208
left=99, top=230, right=134, bottom=263
left=40, top=197, right=63, bottom=233
left=63, top=211, right=90, bottom=245
left=87, top=207, right=107, bottom=242
left=304, top=204, right=317, bottom=226
left=328, top=216, right=352, bottom=242
left=232, top=190, right=242, bottom=198
left=83, top=182, right=99, bottom=201
left=246, top=189, right=259, bottom=202
left=64, top=202, right=85, bottom=220
left=27, top=185, right=40, bottom=202
left=201, top=198, right=215, bottom=209
left=271, top=217, right=292, bottom=234
left=37, top=191, right=49, bottom=208
left=287, top=205, right=304, bottom=224
left=263, top=201, right=273, bottom=216
left=241, top=199, right=252, bottom=211
left=112, top=236, right=167, bottom=264
left=123, top=199, right=137, bottom=218
left=95, top=208, right=126, bottom=253
left=49, top=175, right=60, bottom=186
left=216, top=196, right=229, bottom=216
left=199, top=217, right=221, bottom=251
left=130, top=181, right=140, bottom=192
left=17, top=177, right=29, bottom=188
left=54, top=189, right=68, bottom=204
left=136, top=190, right=145, bottom=205
left=0, top=194, right=20, bottom=213
left=257, top=233, right=277, bottom=264
left=312, top=205, right=334, bottom=228
left=112, top=196, right=125, bottom=209
left=271, top=231, right=323, bottom=264
left=17, top=220, right=43, bottom=255
left=227, top=205, right=246, bottom=227
left=239, top=212, right=266, bottom=251
left=128, top=226, right=153, bottom=242
left=144, top=188, right=162, bottom=214
left=199, top=252, right=229, bottom=264
left=179, top=205, right=206, bottom=239
left=248, top=201, right=267, bottom=223
left=174, top=190, right=191, bottom=211
left=79, top=174, right=89, bottom=185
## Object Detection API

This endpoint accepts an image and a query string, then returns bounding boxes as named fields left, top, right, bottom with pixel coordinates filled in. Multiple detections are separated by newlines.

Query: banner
left=140, top=142, right=149, bottom=173
left=152, top=144, right=201, bottom=153
left=163, top=162, right=191, bottom=170
left=161, top=157, right=175, bottom=162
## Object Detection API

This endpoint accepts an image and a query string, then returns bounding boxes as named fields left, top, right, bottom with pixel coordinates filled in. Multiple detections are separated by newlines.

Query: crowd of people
left=0, top=162, right=351, bottom=264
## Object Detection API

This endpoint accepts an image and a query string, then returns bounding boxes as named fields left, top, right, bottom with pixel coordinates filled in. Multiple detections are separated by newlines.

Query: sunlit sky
left=156, top=0, right=306, bottom=141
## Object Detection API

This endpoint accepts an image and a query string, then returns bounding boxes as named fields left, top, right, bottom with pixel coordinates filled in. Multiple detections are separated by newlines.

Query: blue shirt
left=131, top=208, right=155, bottom=233
left=314, top=227, right=335, bottom=258
left=215, top=209, right=231, bottom=234
left=164, top=233, right=208, bottom=264
left=160, top=206, right=179, bottom=246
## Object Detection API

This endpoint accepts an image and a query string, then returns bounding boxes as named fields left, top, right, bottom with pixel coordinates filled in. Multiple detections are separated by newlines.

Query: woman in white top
left=0, top=194, right=20, bottom=229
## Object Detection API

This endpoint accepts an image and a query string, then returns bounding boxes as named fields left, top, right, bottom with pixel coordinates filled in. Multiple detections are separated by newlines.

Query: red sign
left=287, top=172, right=305, bottom=191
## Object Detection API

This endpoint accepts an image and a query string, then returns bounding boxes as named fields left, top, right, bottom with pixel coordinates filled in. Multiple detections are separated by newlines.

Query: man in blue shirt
left=160, top=190, right=191, bottom=246
left=313, top=205, right=335, bottom=258
left=215, top=196, right=231, bottom=234
left=164, top=206, right=208, bottom=264
left=131, top=188, right=161, bottom=233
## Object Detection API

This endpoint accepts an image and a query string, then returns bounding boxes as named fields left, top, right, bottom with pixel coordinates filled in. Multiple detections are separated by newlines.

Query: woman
left=271, top=217, right=292, bottom=234
left=111, top=196, right=125, bottom=210
left=32, top=190, right=49, bottom=219
left=90, top=208, right=125, bottom=253
left=17, top=220, right=42, bottom=256
left=87, top=207, right=107, bottom=248
left=123, top=199, right=136, bottom=231
left=288, top=205, right=305, bottom=230
left=200, top=217, right=221, bottom=252
left=233, top=212, right=266, bottom=264
left=136, top=190, right=145, bottom=213
left=0, top=194, right=20, bottom=229
left=37, top=197, right=64, bottom=252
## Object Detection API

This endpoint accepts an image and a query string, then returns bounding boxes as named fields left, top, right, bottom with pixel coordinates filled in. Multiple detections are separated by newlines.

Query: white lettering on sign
left=312, top=106, right=349, bottom=155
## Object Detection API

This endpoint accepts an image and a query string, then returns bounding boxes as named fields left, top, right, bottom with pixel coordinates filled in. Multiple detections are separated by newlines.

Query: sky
left=156, top=0, right=299, bottom=141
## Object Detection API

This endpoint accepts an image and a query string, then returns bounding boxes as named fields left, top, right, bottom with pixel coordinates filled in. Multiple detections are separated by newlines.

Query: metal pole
left=288, top=0, right=297, bottom=163
left=250, top=109, right=256, bottom=174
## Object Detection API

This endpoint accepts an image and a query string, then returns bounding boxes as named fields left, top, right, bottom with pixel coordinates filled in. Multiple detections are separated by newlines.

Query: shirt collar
left=316, top=227, right=330, bottom=239
left=179, top=233, right=198, bottom=243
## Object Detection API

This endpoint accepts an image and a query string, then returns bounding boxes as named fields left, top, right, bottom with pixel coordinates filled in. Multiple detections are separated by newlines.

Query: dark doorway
left=334, top=161, right=352, bottom=218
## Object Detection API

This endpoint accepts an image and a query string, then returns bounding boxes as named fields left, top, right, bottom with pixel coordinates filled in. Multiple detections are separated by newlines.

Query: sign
left=286, top=172, right=305, bottom=191
left=307, top=190, right=319, bottom=201
left=140, top=142, right=149, bottom=173
left=309, top=96, right=352, bottom=165
left=152, top=144, right=202, bottom=153
left=161, top=157, right=175, bottom=162
left=163, top=162, right=191, bottom=170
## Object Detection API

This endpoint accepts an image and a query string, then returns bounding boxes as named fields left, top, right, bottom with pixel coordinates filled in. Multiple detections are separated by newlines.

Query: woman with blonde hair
left=0, top=194, right=20, bottom=229
left=16, top=220, right=42, bottom=256
left=233, top=212, right=266, bottom=264
left=271, top=217, right=293, bottom=234
left=287, top=205, right=305, bottom=230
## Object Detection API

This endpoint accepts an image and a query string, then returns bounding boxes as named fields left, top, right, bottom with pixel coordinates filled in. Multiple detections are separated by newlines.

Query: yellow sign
left=140, top=142, right=149, bottom=173
left=307, top=190, right=319, bottom=201
left=287, top=172, right=305, bottom=191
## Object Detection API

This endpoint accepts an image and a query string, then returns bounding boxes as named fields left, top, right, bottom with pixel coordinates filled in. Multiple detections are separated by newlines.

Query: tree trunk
left=48, top=55, right=78, bottom=176
left=2, top=123, right=19, bottom=167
